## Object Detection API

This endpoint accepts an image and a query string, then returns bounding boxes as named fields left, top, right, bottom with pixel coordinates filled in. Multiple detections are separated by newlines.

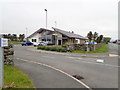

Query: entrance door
left=58, top=40, right=61, bottom=45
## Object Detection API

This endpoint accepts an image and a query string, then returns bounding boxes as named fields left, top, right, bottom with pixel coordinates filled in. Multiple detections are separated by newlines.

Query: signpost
left=85, top=42, right=97, bottom=51
left=0, top=35, right=8, bottom=88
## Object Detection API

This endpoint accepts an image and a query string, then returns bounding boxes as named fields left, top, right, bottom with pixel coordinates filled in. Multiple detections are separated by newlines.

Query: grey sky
left=0, top=0, right=119, bottom=39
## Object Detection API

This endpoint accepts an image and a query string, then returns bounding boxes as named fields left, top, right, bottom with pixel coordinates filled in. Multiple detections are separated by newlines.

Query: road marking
left=67, top=57, right=82, bottom=59
left=74, top=59, right=119, bottom=68
left=109, top=54, right=118, bottom=57
left=96, top=59, right=104, bottom=63
left=65, top=57, right=119, bottom=68
left=42, top=56, right=54, bottom=58
left=15, top=58, right=92, bottom=90
left=67, top=57, right=76, bottom=59
left=77, top=58, right=82, bottom=59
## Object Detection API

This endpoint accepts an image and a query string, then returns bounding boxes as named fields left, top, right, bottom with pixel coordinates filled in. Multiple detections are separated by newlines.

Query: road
left=14, top=45, right=118, bottom=88
left=108, top=43, right=119, bottom=55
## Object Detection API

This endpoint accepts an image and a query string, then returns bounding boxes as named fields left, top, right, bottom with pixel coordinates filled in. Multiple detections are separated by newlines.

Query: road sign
left=85, top=42, right=97, bottom=45
left=0, top=38, right=8, bottom=47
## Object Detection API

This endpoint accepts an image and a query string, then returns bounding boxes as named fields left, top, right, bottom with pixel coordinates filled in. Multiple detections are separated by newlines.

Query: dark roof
left=52, top=27, right=87, bottom=39
left=28, top=28, right=53, bottom=38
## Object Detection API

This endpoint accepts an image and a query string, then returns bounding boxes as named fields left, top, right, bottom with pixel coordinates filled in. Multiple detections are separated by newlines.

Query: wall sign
left=0, top=38, right=8, bottom=47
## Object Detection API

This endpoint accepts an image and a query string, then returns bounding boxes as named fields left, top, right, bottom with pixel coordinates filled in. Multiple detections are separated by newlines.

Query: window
left=32, top=39, right=36, bottom=42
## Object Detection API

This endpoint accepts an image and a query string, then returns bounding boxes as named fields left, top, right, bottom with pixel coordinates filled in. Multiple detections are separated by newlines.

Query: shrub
left=37, top=46, right=67, bottom=52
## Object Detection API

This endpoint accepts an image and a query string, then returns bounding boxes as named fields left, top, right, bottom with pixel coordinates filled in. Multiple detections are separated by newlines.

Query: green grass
left=72, top=44, right=109, bottom=54
left=4, top=65, right=35, bottom=88
left=8, top=41, right=21, bottom=45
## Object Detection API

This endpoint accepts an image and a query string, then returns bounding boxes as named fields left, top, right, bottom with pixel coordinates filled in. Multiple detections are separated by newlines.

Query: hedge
left=37, top=46, right=67, bottom=52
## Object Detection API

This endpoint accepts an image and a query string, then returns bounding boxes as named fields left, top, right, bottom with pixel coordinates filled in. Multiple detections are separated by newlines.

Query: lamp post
left=55, top=21, right=57, bottom=27
left=44, top=9, right=47, bottom=42
left=26, top=27, right=28, bottom=41
left=44, top=9, right=47, bottom=29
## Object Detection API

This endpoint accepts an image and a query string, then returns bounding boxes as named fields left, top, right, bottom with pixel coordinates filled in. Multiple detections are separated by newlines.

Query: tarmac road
left=14, top=45, right=118, bottom=88
left=14, top=59, right=86, bottom=88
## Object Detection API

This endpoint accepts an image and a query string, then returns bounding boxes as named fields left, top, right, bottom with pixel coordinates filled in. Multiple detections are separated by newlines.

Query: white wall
left=28, top=33, right=40, bottom=42
left=76, top=39, right=80, bottom=44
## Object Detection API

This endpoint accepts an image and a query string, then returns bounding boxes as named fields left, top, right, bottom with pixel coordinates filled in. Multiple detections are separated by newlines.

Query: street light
left=44, top=9, right=47, bottom=29
left=26, top=27, right=28, bottom=41
left=44, top=9, right=47, bottom=42
left=55, top=21, right=57, bottom=27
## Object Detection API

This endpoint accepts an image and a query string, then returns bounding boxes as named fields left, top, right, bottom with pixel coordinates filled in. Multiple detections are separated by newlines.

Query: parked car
left=33, top=41, right=47, bottom=47
left=21, top=41, right=33, bottom=46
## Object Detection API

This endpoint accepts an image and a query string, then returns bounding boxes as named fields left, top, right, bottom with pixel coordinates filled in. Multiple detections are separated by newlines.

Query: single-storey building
left=28, top=27, right=87, bottom=45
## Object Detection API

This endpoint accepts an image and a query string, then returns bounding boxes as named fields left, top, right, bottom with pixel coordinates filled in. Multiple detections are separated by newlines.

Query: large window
left=32, top=39, right=37, bottom=42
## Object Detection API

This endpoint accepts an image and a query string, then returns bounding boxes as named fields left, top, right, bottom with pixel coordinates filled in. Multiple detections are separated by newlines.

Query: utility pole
left=44, top=9, right=48, bottom=42
left=0, top=35, right=4, bottom=88
left=26, top=27, right=28, bottom=41
left=55, top=21, right=57, bottom=27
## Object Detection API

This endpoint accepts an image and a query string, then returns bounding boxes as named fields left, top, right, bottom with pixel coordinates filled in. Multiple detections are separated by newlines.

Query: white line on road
left=15, top=57, right=92, bottom=90
left=75, top=59, right=119, bottom=68
left=67, top=56, right=82, bottom=59
left=42, top=56, right=54, bottom=58
left=77, top=58, right=82, bottom=59
left=67, top=57, right=76, bottom=59
left=65, top=57, right=119, bottom=68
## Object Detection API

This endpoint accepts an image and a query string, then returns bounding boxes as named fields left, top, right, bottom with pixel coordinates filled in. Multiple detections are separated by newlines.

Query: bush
left=37, top=46, right=67, bottom=52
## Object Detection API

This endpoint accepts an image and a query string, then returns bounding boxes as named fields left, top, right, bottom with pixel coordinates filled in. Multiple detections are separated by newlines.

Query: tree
left=96, top=35, right=103, bottom=43
left=12, top=34, right=17, bottom=41
left=87, top=31, right=93, bottom=42
left=19, top=34, right=25, bottom=41
left=93, top=32, right=98, bottom=42
left=103, top=37, right=111, bottom=44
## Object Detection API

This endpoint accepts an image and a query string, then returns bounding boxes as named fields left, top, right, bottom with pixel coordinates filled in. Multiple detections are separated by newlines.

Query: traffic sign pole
left=0, top=35, right=4, bottom=88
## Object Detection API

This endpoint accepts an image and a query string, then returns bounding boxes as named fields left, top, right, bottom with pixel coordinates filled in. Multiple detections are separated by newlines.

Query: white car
left=33, top=42, right=47, bottom=47
left=33, top=42, right=40, bottom=47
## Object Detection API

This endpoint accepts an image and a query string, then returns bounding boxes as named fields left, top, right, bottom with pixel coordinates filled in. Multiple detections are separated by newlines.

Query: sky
left=0, top=0, right=119, bottom=39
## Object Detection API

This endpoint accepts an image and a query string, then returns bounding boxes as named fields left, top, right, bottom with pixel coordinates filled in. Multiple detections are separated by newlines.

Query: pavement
left=14, top=45, right=118, bottom=88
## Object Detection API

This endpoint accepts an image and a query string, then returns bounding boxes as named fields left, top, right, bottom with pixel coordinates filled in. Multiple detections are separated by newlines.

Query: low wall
left=67, top=43, right=105, bottom=51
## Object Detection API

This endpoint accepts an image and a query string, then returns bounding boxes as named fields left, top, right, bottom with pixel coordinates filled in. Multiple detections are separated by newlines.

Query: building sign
left=86, top=42, right=97, bottom=45
left=0, top=38, right=8, bottom=47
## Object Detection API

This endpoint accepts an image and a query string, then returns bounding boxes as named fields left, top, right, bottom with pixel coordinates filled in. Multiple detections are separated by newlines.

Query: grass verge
left=8, top=41, right=21, bottom=45
left=4, top=65, right=35, bottom=88
left=72, top=44, right=109, bottom=54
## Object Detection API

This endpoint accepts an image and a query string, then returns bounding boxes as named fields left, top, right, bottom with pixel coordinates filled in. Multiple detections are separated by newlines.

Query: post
left=0, top=35, right=4, bottom=88
left=26, top=27, right=28, bottom=41
left=46, top=10, right=47, bottom=29
left=87, top=44, right=89, bottom=52
left=44, top=9, right=47, bottom=42
left=55, top=21, right=57, bottom=27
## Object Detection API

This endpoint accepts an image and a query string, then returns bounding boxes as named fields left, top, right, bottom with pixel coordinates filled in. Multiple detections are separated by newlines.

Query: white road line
left=66, top=56, right=119, bottom=68
left=75, top=59, right=119, bottom=68
left=67, top=57, right=76, bottom=59
left=67, top=56, right=82, bottom=60
left=42, top=56, right=54, bottom=58
left=15, top=58, right=92, bottom=90
left=77, top=58, right=82, bottom=59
